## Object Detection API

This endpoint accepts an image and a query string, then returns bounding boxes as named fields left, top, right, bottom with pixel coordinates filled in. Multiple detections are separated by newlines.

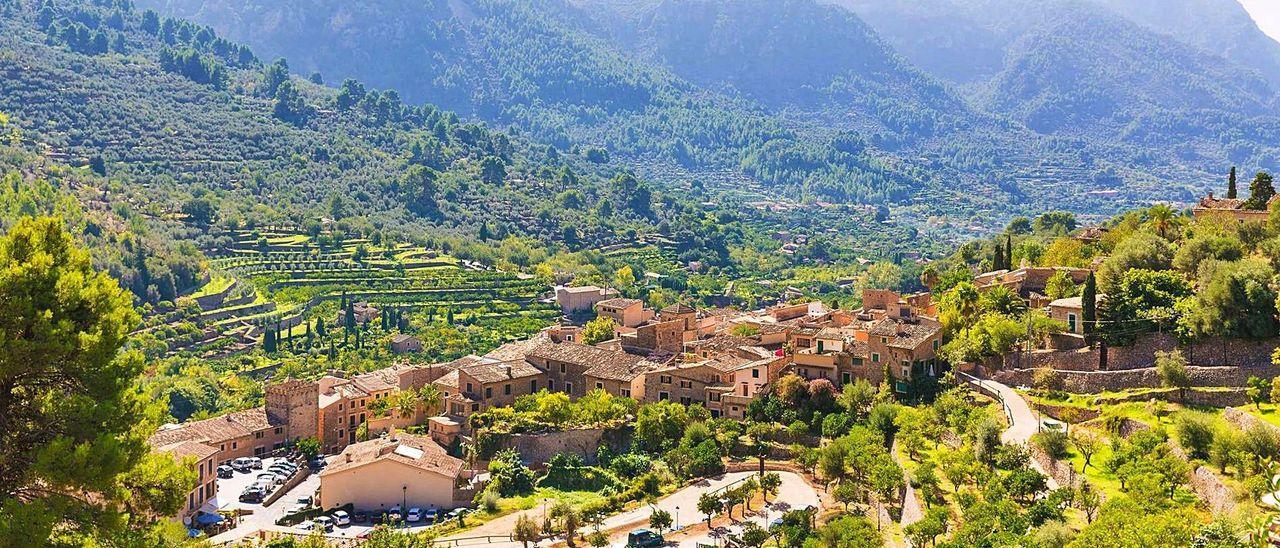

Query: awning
left=195, top=513, right=225, bottom=526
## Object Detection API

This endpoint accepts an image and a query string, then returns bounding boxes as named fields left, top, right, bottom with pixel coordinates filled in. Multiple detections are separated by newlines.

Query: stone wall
left=506, top=428, right=607, bottom=466
left=1189, top=465, right=1236, bottom=515
left=993, top=365, right=1280, bottom=394
left=1092, top=388, right=1249, bottom=408
left=996, top=333, right=1279, bottom=375
left=1223, top=407, right=1279, bottom=434
left=1028, top=445, right=1086, bottom=493
left=1030, top=402, right=1100, bottom=423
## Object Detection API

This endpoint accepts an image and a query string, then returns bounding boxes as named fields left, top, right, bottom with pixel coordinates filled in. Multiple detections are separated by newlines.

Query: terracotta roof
left=461, top=359, right=544, bottom=384
left=686, top=335, right=758, bottom=354
left=596, top=298, right=642, bottom=309
left=529, top=341, right=655, bottom=381
left=484, top=332, right=550, bottom=361
left=148, top=407, right=278, bottom=448
left=391, top=333, right=419, bottom=344
left=351, top=369, right=399, bottom=393
left=434, top=370, right=461, bottom=390
left=662, top=304, right=696, bottom=315
left=157, top=440, right=218, bottom=462
left=320, top=433, right=463, bottom=479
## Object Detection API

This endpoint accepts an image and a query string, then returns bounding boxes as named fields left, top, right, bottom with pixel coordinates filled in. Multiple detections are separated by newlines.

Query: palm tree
left=418, top=384, right=443, bottom=417
left=1147, top=204, right=1175, bottom=239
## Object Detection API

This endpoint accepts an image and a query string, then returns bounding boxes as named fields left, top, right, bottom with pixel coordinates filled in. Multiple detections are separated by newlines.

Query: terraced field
left=133, top=230, right=557, bottom=360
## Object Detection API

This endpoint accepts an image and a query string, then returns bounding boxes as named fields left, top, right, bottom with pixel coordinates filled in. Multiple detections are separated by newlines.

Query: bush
left=1032, top=430, right=1070, bottom=460
left=1175, top=415, right=1215, bottom=460
left=609, top=453, right=653, bottom=478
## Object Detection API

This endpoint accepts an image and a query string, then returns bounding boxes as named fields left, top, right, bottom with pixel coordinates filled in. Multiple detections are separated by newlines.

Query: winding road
left=961, top=373, right=1060, bottom=489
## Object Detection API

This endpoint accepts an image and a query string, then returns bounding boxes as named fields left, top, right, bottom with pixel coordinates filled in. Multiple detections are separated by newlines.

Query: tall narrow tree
left=1005, top=235, right=1013, bottom=270
left=1228, top=166, right=1237, bottom=199
left=1082, top=272, right=1097, bottom=339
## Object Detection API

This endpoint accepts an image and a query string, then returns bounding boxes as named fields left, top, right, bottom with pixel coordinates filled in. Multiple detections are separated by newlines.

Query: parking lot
left=206, top=456, right=320, bottom=544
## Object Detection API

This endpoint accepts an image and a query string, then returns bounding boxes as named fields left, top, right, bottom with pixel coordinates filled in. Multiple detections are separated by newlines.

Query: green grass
left=1243, top=403, right=1280, bottom=428
left=190, top=275, right=234, bottom=299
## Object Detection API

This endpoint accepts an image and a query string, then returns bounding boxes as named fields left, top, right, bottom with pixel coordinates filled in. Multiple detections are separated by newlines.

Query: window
left=680, top=397, right=692, bottom=405
left=566, top=382, right=574, bottom=394
left=472, top=403, right=480, bottom=412
left=1068, top=313, right=1078, bottom=333
left=932, top=340, right=939, bottom=351
left=881, top=337, right=888, bottom=344
left=596, top=382, right=604, bottom=389
left=548, top=380, right=555, bottom=391
left=842, top=372, right=851, bottom=384
left=659, top=391, right=670, bottom=401
left=621, top=389, right=631, bottom=397
left=560, top=363, right=567, bottom=374
left=852, top=357, right=863, bottom=366
left=531, top=380, right=538, bottom=392
left=752, top=369, right=760, bottom=379
left=275, top=427, right=282, bottom=435
left=680, top=380, right=692, bottom=389
left=359, top=413, right=365, bottom=423
left=660, top=375, right=672, bottom=384
left=709, top=392, right=720, bottom=402
left=255, top=431, right=263, bottom=439
left=871, top=353, right=880, bottom=363
left=466, top=383, right=473, bottom=393
left=338, top=429, right=344, bottom=439
left=817, top=340, right=824, bottom=352
left=254, top=446, right=265, bottom=456
left=359, top=399, right=365, bottom=407
left=339, top=403, right=344, bottom=411
left=504, top=384, right=512, bottom=396
left=231, top=442, right=237, bottom=450
left=713, top=374, right=721, bottom=383
left=485, top=387, right=493, bottom=399
left=220, top=444, right=225, bottom=452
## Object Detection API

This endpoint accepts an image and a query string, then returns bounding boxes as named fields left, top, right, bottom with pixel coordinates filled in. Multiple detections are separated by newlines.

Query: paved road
left=664, top=471, right=817, bottom=548
left=962, top=374, right=1060, bottom=489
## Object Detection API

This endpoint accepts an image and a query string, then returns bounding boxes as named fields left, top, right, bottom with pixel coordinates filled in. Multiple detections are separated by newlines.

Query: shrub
left=1175, top=415, right=1215, bottom=459
left=1032, top=430, right=1070, bottom=460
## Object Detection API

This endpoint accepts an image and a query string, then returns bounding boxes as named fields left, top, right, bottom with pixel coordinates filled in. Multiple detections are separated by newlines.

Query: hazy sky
left=1239, top=0, right=1280, bottom=42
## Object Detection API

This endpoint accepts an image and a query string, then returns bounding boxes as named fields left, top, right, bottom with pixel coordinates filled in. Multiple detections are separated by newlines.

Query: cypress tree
left=1082, top=272, right=1097, bottom=338
left=1228, top=166, right=1237, bottom=199
left=1005, top=235, right=1013, bottom=270
left=315, top=318, right=326, bottom=337
left=344, top=301, right=356, bottom=333
left=264, top=328, right=277, bottom=352
left=993, top=242, right=1005, bottom=272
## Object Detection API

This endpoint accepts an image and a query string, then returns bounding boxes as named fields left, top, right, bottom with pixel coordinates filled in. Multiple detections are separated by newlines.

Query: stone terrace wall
left=993, top=365, right=1280, bottom=394
left=507, top=428, right=606, bottom=465
left=995, top=333, right=1279, bottom=374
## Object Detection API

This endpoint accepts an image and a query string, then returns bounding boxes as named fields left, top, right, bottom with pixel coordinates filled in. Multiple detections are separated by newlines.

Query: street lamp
left=674, top=505, right=679, bottom=530
left=402, top=485, right=407, bottom=528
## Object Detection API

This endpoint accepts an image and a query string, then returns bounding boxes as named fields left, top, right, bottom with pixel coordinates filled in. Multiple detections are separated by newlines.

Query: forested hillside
left=138, top=0, right=920, bottom=205
left=137, top=0, right=1280, bottom=231
left=0, top=0, right=727, bottom=255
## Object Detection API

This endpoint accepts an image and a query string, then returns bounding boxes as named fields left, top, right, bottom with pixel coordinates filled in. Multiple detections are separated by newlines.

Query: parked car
left=331, top=510, right=351, bottom=526
left=626, top=529, right=664, bottom=548
left=423, top=508, right=439, bottom=523
left=216, top=465, right=234, bottom=478
left=370, top=512, right=386, bottom=525
left=406, top=507, right=423, bottom=523
left=313, top=516, right=335, bottom=532
left=248, top=457, right=263, bottom=470
left=388, top=505, right=402, bottom=520
left=256, top=473, right=282, bottom=486
left=239, top=487, right=265, bottom=503
left=296, top=495, right=313, bottom=506
left=251, top=480, right=274, bottom=494
left=231, top=457, right=254, bottom=473
left=445, top=508, right=468, bottom=520
left=353, top=510, right=370, bottom=524
left=309, top=457, right=326, bottom=469
left=295, top=520, right=318, bottom=532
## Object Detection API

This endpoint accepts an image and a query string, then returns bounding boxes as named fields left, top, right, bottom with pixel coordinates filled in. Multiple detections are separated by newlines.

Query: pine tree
left=1082, top=272, right=1097, bottom=338
left=1246, top=171, right=1276, bottom=210
left=1228, top=166, right=1238, bottom=199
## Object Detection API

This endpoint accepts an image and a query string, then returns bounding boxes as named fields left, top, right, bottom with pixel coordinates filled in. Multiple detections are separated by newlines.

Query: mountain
left=0, top=0, right=708, bottom=260
left=1089, top=0, right=1280, bottom=88
left=836, top=0, right=1280, bottom=171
